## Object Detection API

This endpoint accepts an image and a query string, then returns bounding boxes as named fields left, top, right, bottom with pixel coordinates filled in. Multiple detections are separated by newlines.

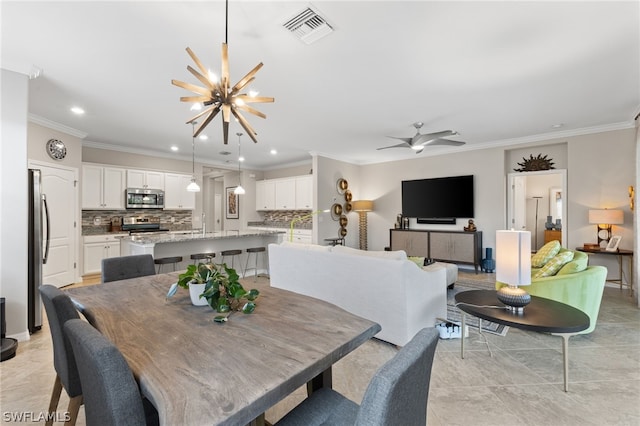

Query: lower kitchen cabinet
left=83, top=235, right=122, bottom=275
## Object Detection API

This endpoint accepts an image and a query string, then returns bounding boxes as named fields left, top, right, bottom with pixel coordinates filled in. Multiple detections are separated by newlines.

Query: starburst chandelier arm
left=236, top=104, right=267, bottom=119
left=185, top=47, right=210, bottom=80
left=232, top=110, right=258, bottom=143
left=222, top=117, right=230, bottom=144
left=242, top=96, right=274, bottom=104
left=193, top=107, right=220, bottom=138
left=231, top=63, right=263, bottom=93
left=171, top=79, right=212, bottom=98
left=187, top=105, right=217, bottom=124
left=187, top=65, right=214, bottom=89
left=180, top=96, right=210, bottom=103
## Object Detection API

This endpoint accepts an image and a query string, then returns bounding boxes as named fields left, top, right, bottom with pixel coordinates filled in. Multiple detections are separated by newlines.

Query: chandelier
left=172, top=0, right=274, bottom=144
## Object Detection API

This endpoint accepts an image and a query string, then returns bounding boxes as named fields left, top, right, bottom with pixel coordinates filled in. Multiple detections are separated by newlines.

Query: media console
left=390, top=229, right=483, bottom=273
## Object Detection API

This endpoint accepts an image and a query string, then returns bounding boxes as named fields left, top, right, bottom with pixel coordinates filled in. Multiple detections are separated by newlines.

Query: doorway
left=507, top=170, right=567, bottom=251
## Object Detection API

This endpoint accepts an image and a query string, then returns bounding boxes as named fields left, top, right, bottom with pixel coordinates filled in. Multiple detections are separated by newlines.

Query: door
left=214, top=193, right=222, bottom=231
left=508, top=174, right=527, bottom=231
left=36, top=163, right=78, bottom=287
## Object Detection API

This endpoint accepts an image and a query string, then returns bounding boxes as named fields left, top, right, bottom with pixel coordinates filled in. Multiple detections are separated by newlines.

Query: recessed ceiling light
left=551, top=123, right=564, bottom=129
left=170, top=146, right=179, bottom=151
left=270, top=149, right=278, bottom=155
left=70, top=106, right=85, bottom=115
left=199, top=134, right=208, bottom=141
left=220, top=151, right=231, bottom=156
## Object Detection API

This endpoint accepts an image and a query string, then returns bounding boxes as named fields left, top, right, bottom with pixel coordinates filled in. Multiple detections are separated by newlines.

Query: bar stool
left=190, top=252, right=216, bottom=264
left=154, top=256, right=183, bottom=274
left=220, top=249, right=243, bottom=271
left=244, top=247, right=267, bottom=282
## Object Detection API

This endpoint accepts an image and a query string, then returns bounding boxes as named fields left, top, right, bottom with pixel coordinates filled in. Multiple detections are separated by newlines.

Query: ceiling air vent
left=283, top=7, right=334, bottom=45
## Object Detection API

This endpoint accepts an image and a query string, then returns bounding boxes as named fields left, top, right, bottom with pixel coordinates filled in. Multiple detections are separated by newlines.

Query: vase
left=545, top=216, right=555, bottom=230
left=555, top=219, right=562, bottom=230
left=188, top=282, right=208, bottom=306
left=481, top=248, right=495, bottom=273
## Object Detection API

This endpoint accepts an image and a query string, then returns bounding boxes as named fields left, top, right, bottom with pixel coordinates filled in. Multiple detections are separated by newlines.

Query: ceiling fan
left=378, top=122, right=466, bottom=154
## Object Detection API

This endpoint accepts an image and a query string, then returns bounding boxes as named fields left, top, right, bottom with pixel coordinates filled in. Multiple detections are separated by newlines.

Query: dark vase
left=481, top=247, right=495, bottom=273
left=545, top=215, right=555, bottom=230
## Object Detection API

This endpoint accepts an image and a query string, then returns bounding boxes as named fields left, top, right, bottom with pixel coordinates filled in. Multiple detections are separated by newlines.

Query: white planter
left=189, top=282, right=208, bottom=306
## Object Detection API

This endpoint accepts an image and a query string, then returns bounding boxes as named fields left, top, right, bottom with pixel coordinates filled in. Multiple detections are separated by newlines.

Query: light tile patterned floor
left=1, top=271, right=638, bottom=425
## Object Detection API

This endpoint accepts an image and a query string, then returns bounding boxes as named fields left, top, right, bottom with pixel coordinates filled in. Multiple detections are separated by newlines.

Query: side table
left=576, top=247, right=634, bottom=296
left=455, top=290, right=589, bottom=392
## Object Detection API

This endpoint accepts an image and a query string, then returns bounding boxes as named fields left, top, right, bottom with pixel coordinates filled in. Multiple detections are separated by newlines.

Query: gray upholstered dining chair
left=275, top=327, right=439, bottom=426
left=39, top=285, right=83, bottom=426
left=63, top=318, right=159, bottom=426
left=101, top=254, right=156, bottom=283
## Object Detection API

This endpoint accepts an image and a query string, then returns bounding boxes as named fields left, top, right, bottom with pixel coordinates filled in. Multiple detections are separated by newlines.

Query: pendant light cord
left=191, top=122, right=196, bottom=175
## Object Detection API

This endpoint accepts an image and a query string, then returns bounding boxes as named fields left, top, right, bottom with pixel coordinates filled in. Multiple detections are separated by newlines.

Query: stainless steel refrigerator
left=28, top=169, right=50, bottom=333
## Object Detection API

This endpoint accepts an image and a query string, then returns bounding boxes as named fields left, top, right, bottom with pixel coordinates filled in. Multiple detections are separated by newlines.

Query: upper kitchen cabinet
left=164, top=173, right=195, bottom=210
left=127, top=169, right=164, bottom=190
left=82, top=165, right=126, bottom=210
left=274, top=178, right=296, bottom=210
left=295, top=175, right=313, bottom=210
left=256, top=180, right=275, bottom=211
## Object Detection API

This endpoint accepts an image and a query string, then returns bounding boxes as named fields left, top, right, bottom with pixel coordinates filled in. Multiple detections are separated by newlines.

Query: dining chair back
left=63, top=319, right=155, bottom=426
left=101, top=254, right=156, bottom=283
left=39, top=285, right=83, bottom=426
left=275, top=327, right=439, bottom=426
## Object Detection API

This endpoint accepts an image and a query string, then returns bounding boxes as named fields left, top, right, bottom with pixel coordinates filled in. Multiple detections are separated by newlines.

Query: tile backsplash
left=82, top=209, right=192, bottom=234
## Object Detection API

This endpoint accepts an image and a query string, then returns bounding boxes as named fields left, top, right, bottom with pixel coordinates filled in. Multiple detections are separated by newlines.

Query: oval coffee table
left=454, top=290, right=589, bottom=392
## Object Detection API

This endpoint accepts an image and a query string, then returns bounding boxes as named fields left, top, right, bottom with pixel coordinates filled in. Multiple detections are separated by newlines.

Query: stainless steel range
left=121, top=217, right=170, bottom=235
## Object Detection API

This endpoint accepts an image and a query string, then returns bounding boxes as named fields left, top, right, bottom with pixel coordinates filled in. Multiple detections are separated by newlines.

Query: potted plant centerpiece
left=176, top=262, right=260, bottom=322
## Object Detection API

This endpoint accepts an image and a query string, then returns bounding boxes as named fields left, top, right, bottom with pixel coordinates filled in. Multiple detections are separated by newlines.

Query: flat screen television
left=402, top=175, right=474, bottom=219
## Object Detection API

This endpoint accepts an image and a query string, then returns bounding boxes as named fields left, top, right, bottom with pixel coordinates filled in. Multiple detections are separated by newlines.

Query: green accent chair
left=496, top=249, right=607, bottom=334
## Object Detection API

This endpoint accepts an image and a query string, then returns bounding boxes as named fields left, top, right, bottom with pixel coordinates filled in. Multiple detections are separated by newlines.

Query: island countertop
left=119, top=229, right=284, bottom=245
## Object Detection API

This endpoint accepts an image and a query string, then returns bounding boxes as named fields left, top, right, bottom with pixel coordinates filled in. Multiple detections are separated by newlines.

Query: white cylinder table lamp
left=496, top=230, right=532, bottom=312
left=352, top=200, right=374, bottom=250
left=588, top=209, right=623, bottom=248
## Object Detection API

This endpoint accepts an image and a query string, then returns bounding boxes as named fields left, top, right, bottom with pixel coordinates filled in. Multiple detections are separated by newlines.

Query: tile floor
left=1, top=272, right=638, bottom=425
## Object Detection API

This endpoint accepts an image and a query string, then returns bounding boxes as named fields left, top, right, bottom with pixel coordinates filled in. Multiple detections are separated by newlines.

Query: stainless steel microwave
left=126, top=188, right=164, bottom=209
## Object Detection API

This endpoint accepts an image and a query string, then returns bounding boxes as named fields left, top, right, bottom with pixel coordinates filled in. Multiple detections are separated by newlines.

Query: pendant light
left=186, top=121, right=200, bottom=192
left=234, top=132, right=245, bottom=195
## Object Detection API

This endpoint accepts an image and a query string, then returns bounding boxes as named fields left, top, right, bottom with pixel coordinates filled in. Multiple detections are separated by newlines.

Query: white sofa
left=268, top=242, right=447, bottom=346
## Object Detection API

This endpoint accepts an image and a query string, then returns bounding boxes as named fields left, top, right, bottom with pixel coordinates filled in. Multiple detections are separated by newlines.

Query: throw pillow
left=331, top=244, right=407, bottom=260
left=408, top=256, right=425, bottom=268
left=531, top=240, right=561, bottom=268
left=533, top=250, right=574, bottom=278
left=557, top=251, right=588, bottom=275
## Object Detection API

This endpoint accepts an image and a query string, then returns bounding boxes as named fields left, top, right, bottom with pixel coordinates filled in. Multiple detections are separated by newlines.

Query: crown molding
left=28, top=114, right=88, bottom=139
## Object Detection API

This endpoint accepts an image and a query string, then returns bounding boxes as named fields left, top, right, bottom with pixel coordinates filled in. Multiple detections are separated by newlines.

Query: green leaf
left=242, top=302, right=256, bottom=314
left=246, top=289, right=260, bottom=301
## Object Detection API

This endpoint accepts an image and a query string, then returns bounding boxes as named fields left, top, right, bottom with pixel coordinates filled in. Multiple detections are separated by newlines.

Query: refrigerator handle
left=42, top=194, right=51, bottom=265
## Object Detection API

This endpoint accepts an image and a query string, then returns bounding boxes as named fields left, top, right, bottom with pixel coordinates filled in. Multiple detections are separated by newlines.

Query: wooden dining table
left=65, top=273, right=381, bottom=426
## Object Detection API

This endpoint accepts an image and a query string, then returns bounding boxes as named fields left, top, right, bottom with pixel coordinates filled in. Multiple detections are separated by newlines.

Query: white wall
left=1, top=69, right=29, bottom=338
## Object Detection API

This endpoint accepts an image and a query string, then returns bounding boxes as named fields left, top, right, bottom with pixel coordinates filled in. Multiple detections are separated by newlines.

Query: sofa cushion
left=557, top=250, right=588, bottom=275
left=331, top=244, right=407, bottom=260
left=280, top=241, right=331, bottom=252
left=533, top=250, right=574, bottom=278
left=531, top=240, right=561, bottom=268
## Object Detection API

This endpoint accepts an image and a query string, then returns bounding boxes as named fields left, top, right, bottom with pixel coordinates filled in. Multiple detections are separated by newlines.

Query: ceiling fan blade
left=413, top=130, right=457, bottom=145
left=377, top=142, right=411, bottom=151
left=386, top=136, right=413, bottom=144
left=426, top=138, right=466, bottom=147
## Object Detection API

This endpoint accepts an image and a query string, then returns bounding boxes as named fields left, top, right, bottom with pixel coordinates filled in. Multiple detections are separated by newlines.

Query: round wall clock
left=46, top=139, right=67, bottom=160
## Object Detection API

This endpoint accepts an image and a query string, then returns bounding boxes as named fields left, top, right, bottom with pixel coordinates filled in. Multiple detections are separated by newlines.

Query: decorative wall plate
left=331, top=203, right=343, bottom=220
left=46, top=138, right=67, bottom=160
left=339, top=227, right=348, bottom=237
left=344, top=190, right=352, bottom=202
left=336, top=178, right=348, bottom=194
left=339, top=215, right=348, bottom=227
left=344, top=202, right=352, bottom=213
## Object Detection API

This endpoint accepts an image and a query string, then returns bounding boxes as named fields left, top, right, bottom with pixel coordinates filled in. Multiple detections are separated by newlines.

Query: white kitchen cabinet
left=290, top=229, right=312, bottom=244
left=256, top=180, right=275, bottom=210
left=83, top=235, right=121, bottom=275
left=164, top=173, right=196, bottom=210
left=295, top=175, right=313, bottom=209
left=275, top=178, right=296, bottom=210
left=82, top=165, right=126, bottom=209
left=127, top=169, right=165, bottom=190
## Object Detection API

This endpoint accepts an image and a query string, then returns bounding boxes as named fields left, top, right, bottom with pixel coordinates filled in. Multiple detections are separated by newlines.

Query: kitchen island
left=120, top=230, right=285, bottom=275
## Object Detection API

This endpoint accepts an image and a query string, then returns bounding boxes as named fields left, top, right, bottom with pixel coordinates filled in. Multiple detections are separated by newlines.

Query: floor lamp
left=352, top=200, right=374, bottom=250
left=532, top=196, right=542, bottom=251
